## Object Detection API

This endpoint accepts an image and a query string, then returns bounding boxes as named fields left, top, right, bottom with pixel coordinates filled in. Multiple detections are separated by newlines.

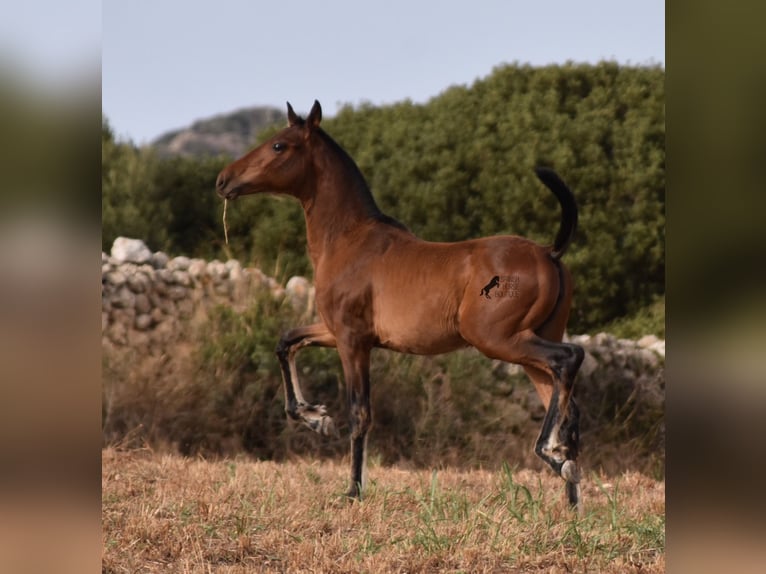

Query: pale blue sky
left=100, top=0, right=664, bottom=144
left=0, top=0, right=100, bottom=86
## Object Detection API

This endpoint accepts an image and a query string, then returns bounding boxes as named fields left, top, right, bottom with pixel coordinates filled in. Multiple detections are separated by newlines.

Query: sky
left=98, top=0, right=664, bottom=145
left=0, top=1, right=100, bottom=85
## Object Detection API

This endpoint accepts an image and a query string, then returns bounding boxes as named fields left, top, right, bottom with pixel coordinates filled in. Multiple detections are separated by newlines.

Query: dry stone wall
left=101, top=237, right=313, bottom=352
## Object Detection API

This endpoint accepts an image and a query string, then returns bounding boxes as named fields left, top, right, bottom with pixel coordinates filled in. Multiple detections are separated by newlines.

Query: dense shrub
left=605, top=295, right=665, bottom=340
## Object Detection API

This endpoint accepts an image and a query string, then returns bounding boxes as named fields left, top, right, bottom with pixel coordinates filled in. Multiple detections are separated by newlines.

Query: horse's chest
left=314, top=282, right=376, bottom=336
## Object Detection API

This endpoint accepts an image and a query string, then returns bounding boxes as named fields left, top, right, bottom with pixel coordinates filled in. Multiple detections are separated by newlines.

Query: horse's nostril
left=216, top=173, right=227, bottom=190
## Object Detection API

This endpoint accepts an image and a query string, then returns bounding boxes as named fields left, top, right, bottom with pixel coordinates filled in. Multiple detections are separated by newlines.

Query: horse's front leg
left=275, top=322, right=338, bottom=437
left=336, top=343, right=372, bottom=499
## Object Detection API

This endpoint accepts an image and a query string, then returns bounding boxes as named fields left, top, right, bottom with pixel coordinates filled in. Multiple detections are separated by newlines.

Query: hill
left=150, top=106, right=285, bottom=158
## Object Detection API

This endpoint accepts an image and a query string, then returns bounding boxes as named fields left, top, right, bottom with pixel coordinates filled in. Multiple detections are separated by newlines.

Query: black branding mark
left=480, top=276, right=501, bottom=299
left=480, top=275, right=521, bottom=299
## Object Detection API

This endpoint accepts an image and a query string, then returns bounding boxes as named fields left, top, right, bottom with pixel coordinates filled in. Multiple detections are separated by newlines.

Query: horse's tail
left=534, top=167, right=578, bottom=260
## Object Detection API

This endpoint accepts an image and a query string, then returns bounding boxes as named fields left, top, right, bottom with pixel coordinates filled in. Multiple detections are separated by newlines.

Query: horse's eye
left=272, top=142, right=287, bottom=153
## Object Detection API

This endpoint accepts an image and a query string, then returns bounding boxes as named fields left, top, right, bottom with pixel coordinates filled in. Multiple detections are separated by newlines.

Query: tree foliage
left=102, top=62, right=664, bottom=332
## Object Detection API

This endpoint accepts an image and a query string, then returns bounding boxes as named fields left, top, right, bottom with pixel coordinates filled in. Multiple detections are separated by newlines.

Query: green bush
left=604, top=294, right=665, bottom=339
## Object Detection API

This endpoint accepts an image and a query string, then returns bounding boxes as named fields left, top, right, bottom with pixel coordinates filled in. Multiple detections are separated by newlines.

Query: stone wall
left=101, top=237, right=313, bottom=352
left=569, top=332, right=664, bottom=449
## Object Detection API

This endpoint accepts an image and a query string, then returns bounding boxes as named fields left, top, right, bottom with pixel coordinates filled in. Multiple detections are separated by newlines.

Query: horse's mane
left=316, top=129, right=409, bottom=231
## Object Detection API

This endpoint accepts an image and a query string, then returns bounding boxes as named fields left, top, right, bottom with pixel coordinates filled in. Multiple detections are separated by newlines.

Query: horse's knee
left=275, top=333, right=291, bottom=359
left=349, top=402, right=372, bottom=438
left=354, top=409, right=372, bottom=436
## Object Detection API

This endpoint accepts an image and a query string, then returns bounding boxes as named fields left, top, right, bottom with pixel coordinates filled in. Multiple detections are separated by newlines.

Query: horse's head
left=216, top=100, right=322, bottom=200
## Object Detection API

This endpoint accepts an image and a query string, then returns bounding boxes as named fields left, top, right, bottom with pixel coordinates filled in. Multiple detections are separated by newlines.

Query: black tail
left=534, top=167, right=578, bottom=260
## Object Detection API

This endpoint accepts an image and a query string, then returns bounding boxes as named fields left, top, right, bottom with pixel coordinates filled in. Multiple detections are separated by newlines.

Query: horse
left=216, top=100, right=585, bottom=508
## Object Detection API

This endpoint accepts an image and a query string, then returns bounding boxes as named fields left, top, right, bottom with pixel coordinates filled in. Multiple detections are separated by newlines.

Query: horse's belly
left=373, top=294, right=467, bottom=355
left=378, top=332, right=469, bottom=355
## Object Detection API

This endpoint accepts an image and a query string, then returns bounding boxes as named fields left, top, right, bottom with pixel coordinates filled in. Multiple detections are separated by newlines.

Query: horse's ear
left=287, top=102, right=299, bottom=126
left=307, top=100, right=322, bottom=129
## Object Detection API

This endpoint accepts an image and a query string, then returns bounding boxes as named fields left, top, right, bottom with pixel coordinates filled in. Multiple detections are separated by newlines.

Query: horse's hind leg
left=275, top=322, right=338, bottom=437
left=524, top=364, right=582, bottom=508
left=472, top=330, right=583, bottom=506
left=523, top=364, right=580, bottom=464
left=522, top=340, right=583, bottom=510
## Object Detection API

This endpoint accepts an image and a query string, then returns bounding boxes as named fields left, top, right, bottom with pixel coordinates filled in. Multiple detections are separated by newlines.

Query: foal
left=216, top=101, right=584, bottom=508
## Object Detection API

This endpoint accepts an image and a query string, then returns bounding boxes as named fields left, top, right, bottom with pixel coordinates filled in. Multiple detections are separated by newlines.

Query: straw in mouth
left=223, top=199, right=230, bottom=245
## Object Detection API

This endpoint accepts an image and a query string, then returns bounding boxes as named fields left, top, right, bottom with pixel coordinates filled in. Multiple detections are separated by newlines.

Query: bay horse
left=216, top=101, right=584, bottom=508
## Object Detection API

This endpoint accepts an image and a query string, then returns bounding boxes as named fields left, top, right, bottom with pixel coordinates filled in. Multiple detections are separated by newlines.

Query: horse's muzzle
left=219, top=187, right=240, bottom=200
left=215, top=172, right=240, bottom=199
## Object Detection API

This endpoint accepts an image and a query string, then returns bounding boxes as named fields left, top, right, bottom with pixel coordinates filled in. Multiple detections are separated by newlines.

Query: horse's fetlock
left=538, top=433, right=568, bottom=463
left=548, top=445, right=568, bottom=463
left=285, top=398, right=302, bottom=419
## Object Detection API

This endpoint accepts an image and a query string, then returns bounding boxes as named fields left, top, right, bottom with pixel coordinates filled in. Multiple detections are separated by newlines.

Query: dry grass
left=102, top=448, right=664, bottom=573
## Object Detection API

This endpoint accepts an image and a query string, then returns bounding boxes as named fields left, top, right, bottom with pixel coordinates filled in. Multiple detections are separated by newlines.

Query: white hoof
left=561, top=460, right=580, bottom=483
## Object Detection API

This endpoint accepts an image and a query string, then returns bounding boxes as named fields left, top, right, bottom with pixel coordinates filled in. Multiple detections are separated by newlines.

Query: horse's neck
left=303, top=173, right=373, bottom=266
left=302, top=138, right=383, bottom=266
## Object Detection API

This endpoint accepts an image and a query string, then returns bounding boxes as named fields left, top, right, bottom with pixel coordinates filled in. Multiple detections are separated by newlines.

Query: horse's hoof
left=303, top=414, right=337, bottom=437
left=561, top=460, right=580, bottom=483
left=346, top=486, right=363, bottom=501
left=320, top=415, right=338, bottom=438
left=297, top=404, right=338, bottom=437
